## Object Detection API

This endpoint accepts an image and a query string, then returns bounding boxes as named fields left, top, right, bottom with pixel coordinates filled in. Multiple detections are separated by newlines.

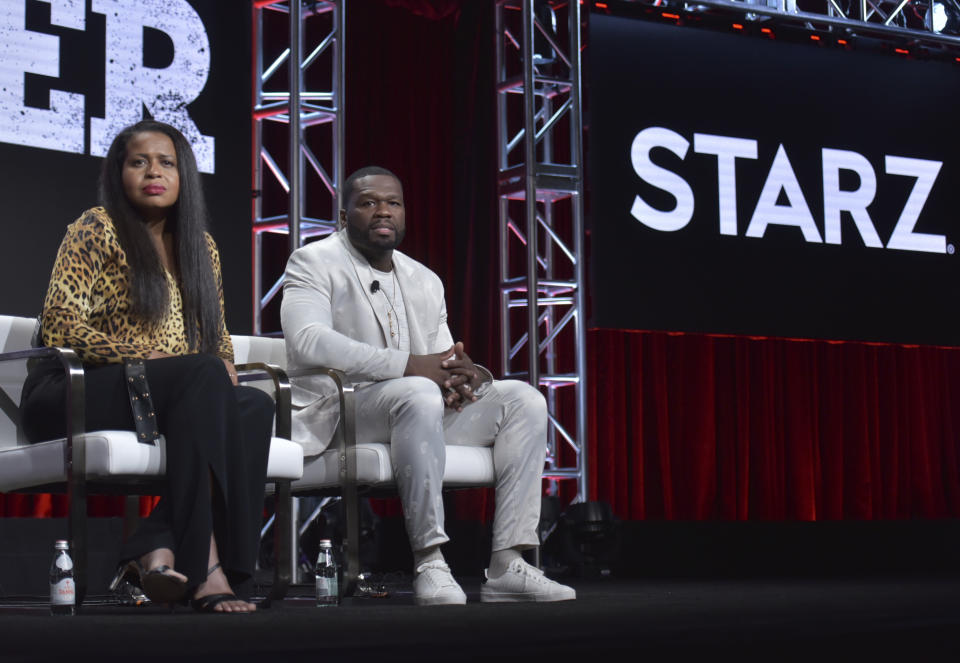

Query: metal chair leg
left=122, top=495, right=140, bottom=541
left=67, top=478, right=87, bottom=609
left=342, top=481, right=360, bottom=596
left=268, top=481, right=294, bottom=602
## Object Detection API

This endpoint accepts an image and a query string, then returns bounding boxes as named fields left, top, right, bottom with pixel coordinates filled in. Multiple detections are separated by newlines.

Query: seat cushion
left=290, top=443, right=495, bottom=492
left=0, top=431, right=166, bottom=492
left=0, top=315, right=35, bottom=354
left=0, top=432, right=302, bottom=493
left=266, top=436, right=304, bottom=481
left=231, top=335, right=287, bottom=368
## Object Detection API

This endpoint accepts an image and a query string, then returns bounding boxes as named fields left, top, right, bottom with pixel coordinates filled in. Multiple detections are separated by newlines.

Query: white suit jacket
left=280, top=229, right=454, bottom=456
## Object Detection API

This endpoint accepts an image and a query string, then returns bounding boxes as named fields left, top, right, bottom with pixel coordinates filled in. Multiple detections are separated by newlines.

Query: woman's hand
left=147, top=350, right=173, bottom=359
left=221, top=358, right=239, bottom=386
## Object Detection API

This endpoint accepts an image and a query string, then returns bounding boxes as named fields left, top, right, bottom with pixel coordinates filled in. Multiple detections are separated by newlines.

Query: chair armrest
left=283, top=366, right=355, bottom=453
left=285, top=365, right=348, bottom=383
left=235, top=362, right=292, bottom=440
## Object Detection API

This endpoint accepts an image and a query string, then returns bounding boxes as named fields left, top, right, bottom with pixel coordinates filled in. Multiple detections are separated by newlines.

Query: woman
left=20, top=120, right=272, bottom=613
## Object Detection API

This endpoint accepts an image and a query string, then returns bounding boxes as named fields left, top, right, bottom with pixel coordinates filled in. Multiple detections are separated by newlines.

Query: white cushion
left=0, top=431, right=165, bottom=491
left=289, top=443, right=495, bottom=492
left=0, top=316, right=36, bottom=444
left=0, top=315, right=35, bottom=353
left=0, top=431, right=302, bottom=493
left=266, top=436, right=304, bottom=481
left=231, top=335, right=287, bottom=367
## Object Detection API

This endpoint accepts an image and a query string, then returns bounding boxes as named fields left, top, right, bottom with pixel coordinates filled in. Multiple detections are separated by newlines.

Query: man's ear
left=338, top=209, right=346, bottom=229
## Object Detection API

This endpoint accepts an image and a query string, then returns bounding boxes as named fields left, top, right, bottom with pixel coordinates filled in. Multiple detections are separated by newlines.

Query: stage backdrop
left=0, top=0, right=251, bottom=333
left=5, top=2, right=960, bottom=524
left=589, top=13, right=960, bottom=347
left=585, top=11, right=960, bottom=520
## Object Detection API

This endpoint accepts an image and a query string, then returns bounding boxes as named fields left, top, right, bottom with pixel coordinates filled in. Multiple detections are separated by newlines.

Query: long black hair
left=99, top=120, right=221, bottom=354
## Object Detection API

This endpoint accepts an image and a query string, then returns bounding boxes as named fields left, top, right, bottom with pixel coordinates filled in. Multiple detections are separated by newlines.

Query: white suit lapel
left=394, top=254, right=428, bottom=354
left=337, top=231, right=392, bottom=347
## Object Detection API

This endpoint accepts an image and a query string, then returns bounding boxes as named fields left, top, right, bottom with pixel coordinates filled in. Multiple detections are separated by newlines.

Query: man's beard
left=346, top=222, right=405, bottom=252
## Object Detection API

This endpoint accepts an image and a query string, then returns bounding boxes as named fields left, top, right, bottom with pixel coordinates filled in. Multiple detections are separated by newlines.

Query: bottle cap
left=318, top=539, right=332, bottom=546
left=54, top=540, right=69, bottom=550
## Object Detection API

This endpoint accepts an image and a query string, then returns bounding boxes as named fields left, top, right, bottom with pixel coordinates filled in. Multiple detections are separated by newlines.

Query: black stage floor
left=1, top=575, right=959, bottom=661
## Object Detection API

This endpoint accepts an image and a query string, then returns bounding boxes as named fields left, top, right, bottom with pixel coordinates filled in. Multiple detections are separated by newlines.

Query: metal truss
left=252, top=0, right=344, bottom=584
left=253, top=0, right=345, bottom=336
left=496, top=0, right=588, bottom=504
left=622, top=0, right=960, bottom=46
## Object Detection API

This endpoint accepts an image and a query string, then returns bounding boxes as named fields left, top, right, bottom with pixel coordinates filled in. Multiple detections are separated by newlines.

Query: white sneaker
left=413, top=560, right=467, bottom=606
left=481, top=559, right=576, bottom=603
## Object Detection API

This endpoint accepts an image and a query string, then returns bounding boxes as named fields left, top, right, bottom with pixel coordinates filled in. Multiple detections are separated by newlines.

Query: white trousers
left=354, top=376, right=547, bottom=552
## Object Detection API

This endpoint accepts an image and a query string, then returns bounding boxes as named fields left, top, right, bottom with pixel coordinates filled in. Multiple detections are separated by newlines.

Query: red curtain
left=0, top=494, right=158, bottom=518
left=588, top=330, right=960, bottom=520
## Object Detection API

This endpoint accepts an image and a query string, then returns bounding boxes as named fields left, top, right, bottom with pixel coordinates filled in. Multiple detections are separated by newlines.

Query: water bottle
left=315, top=539, right=339, bottom=607
left=49, top=540, right=76, bottom=616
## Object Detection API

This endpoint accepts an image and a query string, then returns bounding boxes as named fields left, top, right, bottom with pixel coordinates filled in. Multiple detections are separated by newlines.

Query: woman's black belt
left=123, top=358, right=160, bottom=444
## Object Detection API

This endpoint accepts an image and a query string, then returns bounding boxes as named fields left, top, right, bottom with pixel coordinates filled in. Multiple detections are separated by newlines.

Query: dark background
left=0, top=0, right=251, bottom=332
left=589, top=13, right=960, bottom=346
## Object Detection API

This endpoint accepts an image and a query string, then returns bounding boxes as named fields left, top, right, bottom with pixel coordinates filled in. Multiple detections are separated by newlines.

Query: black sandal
left=142, top=563, right=189, bottom=604
left=191, top=593, right=242, bottom=613
left=190, top=563, right=255, bottom=613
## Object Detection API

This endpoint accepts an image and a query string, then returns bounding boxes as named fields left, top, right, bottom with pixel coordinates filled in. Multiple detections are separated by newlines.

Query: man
left=280, top=166, right=576, bottom=605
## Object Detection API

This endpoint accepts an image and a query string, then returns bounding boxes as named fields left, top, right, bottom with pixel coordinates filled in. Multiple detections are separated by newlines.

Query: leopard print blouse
left=40, top=207, right=234, bottom=364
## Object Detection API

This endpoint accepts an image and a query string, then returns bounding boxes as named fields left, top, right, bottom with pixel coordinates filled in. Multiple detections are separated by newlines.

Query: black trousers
left=20, top=354, right=273, bottom=592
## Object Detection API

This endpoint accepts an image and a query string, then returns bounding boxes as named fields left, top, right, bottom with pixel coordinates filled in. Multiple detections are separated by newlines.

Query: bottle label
left=51, top=578, right=75, bottom=605
left=316, top=576, right=332, bottom=595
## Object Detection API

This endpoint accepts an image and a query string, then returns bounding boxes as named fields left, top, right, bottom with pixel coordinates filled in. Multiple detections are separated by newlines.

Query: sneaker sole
left=414, top=594, right=467, bottom=606
left=480, top=590, right=576, bottom=603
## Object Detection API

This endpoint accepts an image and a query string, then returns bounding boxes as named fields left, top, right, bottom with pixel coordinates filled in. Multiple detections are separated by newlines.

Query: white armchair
left=231, top=335, right=496, bottom=597
left=0, top=315, right=303, bottom=608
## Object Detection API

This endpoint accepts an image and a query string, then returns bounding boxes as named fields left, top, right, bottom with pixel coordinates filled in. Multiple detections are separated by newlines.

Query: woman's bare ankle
left=194, top=565, right=231, bottom=597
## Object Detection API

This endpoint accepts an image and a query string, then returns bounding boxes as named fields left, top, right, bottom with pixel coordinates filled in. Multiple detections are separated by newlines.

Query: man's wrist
left=472, top=364, right=494, bottom=396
